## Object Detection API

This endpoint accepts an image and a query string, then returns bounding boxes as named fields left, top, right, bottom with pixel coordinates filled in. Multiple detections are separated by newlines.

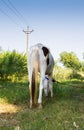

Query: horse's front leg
left=49, top=77, right=53, bottom=97
left=38, top=56, right=47, bottom=109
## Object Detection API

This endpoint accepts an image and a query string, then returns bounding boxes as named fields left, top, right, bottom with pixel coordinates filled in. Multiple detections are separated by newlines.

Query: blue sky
left=0, top=0, right=84, bottom=60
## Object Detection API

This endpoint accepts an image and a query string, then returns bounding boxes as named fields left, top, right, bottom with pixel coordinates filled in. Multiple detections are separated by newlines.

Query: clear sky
left=0, top=0, right=84, bottom=61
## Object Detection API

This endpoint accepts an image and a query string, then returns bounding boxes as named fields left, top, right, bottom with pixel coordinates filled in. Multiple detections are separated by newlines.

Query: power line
left=7, top=0, right=27, bottom=25
left=1, top=0, right=19, bottom=18
left=0, top=7, right=20, bottom=27
left=1, top=0, right=27, bottom=26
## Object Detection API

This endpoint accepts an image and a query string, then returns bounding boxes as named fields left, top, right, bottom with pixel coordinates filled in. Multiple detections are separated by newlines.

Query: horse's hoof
left=38, top=103, right=42, bottom=109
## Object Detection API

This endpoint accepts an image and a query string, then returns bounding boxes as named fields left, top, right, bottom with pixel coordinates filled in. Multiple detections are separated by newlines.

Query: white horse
left=28, top=43, right=54, bottom=109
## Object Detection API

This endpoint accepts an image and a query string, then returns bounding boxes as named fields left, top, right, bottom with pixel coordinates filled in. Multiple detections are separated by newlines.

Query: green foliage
left=81, top=61, right=84, bottom=72
left=0, top=50, right=84, bottom=81
left=0, top=51, right=27, bottom=80
left=60, top=51, right=81, bottom=71
left=53, top=61, right=84, bottom=82
left=53, top=63, right=72, bottom=82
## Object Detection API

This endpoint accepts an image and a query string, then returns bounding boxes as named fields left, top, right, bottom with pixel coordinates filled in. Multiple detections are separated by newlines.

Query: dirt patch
left=0, top=103, right=20, bottom=114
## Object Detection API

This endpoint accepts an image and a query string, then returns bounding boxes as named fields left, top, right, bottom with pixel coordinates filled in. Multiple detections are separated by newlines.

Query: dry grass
left=0, top=103, right=20, bottom=114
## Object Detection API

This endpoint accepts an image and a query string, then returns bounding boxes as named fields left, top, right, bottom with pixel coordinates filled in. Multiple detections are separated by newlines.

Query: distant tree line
left=0, top=48, right=84, bottom=81
left=59, top=51, right=84, bottom=80
left=60, top=51, right=84, bottom=71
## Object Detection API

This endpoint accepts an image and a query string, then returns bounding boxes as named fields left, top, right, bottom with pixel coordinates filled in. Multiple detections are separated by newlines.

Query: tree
left=60, top=51, right=81, bottom=71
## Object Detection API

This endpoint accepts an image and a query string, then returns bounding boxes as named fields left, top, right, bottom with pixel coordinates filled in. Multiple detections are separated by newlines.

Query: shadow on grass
left=0, top=81, right=30, bottom=129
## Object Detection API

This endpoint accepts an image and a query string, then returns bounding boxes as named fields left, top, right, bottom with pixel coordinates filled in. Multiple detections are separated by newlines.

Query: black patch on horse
left=47, top=57, right=49, bottom=65
left=42, top=47, right=49, bottom=56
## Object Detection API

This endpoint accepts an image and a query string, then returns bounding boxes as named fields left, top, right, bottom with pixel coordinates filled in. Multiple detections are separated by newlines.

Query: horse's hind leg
left=28, top=69, right=34, bottom=109
left=38, top=78, right=43, bottom=109
left=29, top=83, right=33, bottom=108
left=38, top=68, right=46, bottom=109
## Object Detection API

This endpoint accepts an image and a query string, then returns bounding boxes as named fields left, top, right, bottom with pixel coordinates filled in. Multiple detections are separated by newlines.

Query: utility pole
left=23, top=26, right=33, bottom=55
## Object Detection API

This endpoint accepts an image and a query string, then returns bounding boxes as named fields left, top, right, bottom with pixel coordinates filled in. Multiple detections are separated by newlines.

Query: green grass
left=0, top=81, right=84, bottom=130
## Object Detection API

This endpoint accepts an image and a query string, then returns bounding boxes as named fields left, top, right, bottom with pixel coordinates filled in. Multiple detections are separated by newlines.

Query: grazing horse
left=28, top=43, right=54, bottom=109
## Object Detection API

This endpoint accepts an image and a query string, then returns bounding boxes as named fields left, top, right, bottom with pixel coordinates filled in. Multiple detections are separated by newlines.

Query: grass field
left=0, top=81, right=84, bottom=130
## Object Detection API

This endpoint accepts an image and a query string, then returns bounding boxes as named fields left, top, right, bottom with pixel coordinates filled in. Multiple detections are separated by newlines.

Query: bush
left=53, top=65, right=72, bottom=82
left=0, top=51, right=27, bottom=81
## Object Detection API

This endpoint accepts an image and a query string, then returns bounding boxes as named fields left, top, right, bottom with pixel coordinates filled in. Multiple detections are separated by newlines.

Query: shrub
left=0, top=51, right=27, bottom=81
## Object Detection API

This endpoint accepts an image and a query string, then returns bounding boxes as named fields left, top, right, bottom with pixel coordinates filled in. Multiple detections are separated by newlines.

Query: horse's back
left=29, top=43, right=54, bottom=74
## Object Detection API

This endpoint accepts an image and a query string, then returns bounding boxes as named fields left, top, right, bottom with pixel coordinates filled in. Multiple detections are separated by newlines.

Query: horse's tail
left=31, top=63, right=38, bottom=106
